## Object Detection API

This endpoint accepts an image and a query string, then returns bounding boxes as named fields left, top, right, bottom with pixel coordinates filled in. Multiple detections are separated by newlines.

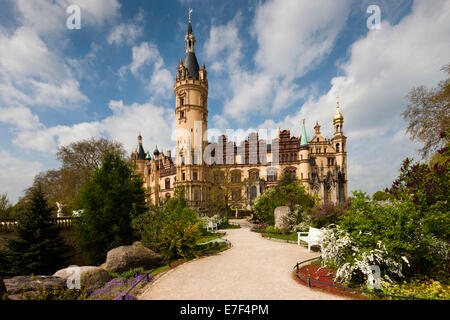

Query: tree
left=0, top=193, right=13, bottom=218
left=74, top=152, right=147, bottom=265
left=403, top=63, right=450, bottom=158
left=372, top=190, right=392, bottom=201
left=253, top=172, right=316, bottom=225
left=131, top=187, right=201, bottom=263
left=3, top=186, right=69, bottom=276
left=22, top=137, right=127, bottom=215
left=204, top=166, right=246, bottom=216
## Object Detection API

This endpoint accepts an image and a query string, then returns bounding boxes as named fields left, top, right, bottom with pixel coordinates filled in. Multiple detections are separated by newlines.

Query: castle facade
left=131, top=14, right=348, bottom=210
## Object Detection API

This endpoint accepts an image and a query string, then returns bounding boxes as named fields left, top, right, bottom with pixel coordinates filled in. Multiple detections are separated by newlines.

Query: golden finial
left=334, top=96, right=344, bottom=121
left=188, top=8, right=193, bottom=23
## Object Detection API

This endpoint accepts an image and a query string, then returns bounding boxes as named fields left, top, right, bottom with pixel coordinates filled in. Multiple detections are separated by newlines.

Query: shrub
left=382, top=278, right=450, bottom=300
left=88, top=274, right=151, bottom=300
left=159, top=220, right=202, bottom=262
left=253, top=181, right=316, bottom=225
left=21, top=287, right=89, bottom=300
left=264, top=225, right=276, bottom=234
left=131, top=187, right=201, bottom=259
left=74, top=152, right=147, bottom=265
left=310, top=201, right=348, bottom=228
left=320, top=224, right=405, bottom=288
left=340, top=191, right=449, bottom=281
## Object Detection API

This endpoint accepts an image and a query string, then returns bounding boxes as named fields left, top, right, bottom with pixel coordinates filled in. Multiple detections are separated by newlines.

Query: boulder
left=274, top=206, right=291, bottom=230
left=100, top=243, right=161, bottom=273
left=3, top=276, right=66, bottom=296
left=0, top=278, right=7, bottom=299
left=54, top=266, right=110, bottom=289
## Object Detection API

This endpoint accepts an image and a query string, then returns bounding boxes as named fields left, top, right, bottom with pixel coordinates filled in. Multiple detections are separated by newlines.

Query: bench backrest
left=308, top=227, right=323, bottom=239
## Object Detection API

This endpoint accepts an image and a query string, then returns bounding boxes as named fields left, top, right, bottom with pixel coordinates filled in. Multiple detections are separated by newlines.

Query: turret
left=299, top=119, right=311, bottom=186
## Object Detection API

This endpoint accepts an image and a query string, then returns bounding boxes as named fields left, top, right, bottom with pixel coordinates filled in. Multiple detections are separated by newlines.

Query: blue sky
left=0, top=0, right=449, bottom=202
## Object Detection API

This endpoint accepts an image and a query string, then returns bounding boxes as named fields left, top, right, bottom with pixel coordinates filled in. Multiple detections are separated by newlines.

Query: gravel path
left=139, top=220, right=345, bottom=300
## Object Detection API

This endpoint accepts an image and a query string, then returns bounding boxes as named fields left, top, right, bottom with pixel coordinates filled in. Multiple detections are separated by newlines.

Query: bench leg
left=308, top=243, right=311, bottom=252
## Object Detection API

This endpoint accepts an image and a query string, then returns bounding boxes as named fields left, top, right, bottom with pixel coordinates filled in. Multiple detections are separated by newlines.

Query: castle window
left=182, top=172, right=185, bottom=181
left=180, top=111, right=184, bottom=119
left=232, top=189, right=241, bottom=201
left=193, top=171, right=198, bottom=181
left=324, top=148, right=327, bottom=153
left=165, top=178, right=170, bottom=190
left=231, top=171, right=241, bottom=183
left=181, top=98, right=184, bottom=106
left=249, top=170, right=259, bottom=180
left=336, top=143, right=340, bottom=153
left=250, top=186, right=257, bottom=200
left=317, top=138, right=319, bottom=142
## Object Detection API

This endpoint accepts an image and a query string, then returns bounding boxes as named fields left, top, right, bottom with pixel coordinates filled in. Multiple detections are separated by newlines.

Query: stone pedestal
left=274, top=206, right=290, bottom=229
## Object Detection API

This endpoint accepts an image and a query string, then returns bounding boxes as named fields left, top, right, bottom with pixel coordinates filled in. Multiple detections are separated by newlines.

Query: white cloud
left=205, top=0, right=350, bottom=121
left=254, top=0, right=450, bottom=195
left=252, top=0, right=351, bottom=79
left=0, top=27, right=88, bottom=108
left=107, top=9, right=144, bottom=46
left=119, top=42, right=173, bottom=97
left=0, top=105, right=42, bottom=131
left=0, top=150, right=44, bottom=203
left=8, top=100, right=175, bottom=156
left=15, top=0, right=121, bottom=36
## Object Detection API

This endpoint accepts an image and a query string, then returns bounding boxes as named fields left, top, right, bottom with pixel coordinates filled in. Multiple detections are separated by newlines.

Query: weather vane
left=188, top=8, right=193, bottom=23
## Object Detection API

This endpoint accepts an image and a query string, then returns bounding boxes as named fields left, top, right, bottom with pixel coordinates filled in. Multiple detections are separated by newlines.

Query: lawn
left=262, top=232, right=298, bottom=242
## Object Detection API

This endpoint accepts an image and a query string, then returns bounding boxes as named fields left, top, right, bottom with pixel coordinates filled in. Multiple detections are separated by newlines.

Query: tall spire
left=300, top=118, right=308, bottom=146
left=137, top=133, right=146, bottom=160
left=183, top=8, right=199, bottom=79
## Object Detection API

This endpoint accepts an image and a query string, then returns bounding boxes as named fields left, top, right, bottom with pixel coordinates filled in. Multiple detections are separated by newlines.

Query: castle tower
left=135, top=133, right=146, bottom=174
left=174, top=9, right=209, bottom=208
left=332, top=99, right=347, bottom=202
left=299, top=119, right=311, bottom=188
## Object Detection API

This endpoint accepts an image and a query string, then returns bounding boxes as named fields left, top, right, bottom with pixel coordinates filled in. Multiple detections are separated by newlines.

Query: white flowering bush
left=320, top=224, right=408, bottom=289
left=199, top=214, right=227, bottom=229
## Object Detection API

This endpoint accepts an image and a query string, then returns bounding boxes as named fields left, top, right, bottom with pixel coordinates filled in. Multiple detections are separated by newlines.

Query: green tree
left=0, top=193, right=13, bottom=218
left=131, top=186, right=201, bottom=263
left=74, top=152, right=147, bottom=265
left=3, top=186, right=69, bottom=276
left=253, top=170, right=316, bottom=225
left=22, top=137, right=127, bottom=215
left=372, top=190, right=392, bottom=201
left=403, top=63, right=450, bottom=158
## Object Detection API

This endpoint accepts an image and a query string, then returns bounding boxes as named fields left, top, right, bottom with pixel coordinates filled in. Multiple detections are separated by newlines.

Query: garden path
left=139, top=219, right=346, bottom=300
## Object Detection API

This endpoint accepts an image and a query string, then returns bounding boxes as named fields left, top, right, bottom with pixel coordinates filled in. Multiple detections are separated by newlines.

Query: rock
left=274, top=206, right=291, bottom=230
left=3, top=276, right=66, bottom=295
left=100, top=243, right=161, bottom=273
left=54, top=266, right=110, bottom=289
left=0, top=278, right=7, bottom=299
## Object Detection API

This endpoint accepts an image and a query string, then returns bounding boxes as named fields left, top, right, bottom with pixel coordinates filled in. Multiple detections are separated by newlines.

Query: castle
left=131, top=13, right=348, bottom=210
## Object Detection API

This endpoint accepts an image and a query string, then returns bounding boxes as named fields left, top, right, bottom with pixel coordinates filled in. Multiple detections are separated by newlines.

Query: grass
left=262, top=232, right=298, bottom=241
left=196, top=231, right=226, bottom=244
left=220, top=223, right=241, bottom=229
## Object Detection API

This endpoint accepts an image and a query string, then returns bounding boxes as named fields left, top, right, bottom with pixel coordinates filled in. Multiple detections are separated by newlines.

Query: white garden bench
left=206, top=221, right=218, bottom=232
left=297, top=227, right=323, bottom=252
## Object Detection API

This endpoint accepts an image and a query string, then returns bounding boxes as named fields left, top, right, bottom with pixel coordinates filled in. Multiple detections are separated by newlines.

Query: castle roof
left=184, top=52, right=199, bottom=79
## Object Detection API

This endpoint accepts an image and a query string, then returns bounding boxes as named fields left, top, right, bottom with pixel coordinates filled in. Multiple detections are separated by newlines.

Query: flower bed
left=293, top=263, right=365, bottom=300
left=88, top=274, right=151, bottom=300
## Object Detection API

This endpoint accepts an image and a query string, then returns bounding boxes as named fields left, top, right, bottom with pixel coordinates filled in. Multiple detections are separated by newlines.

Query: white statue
left=56, top=202, right=65, bottom=217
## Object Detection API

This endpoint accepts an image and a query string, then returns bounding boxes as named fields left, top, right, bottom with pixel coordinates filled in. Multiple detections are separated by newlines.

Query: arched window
left=336, top=125, right=340, bottom=132
left=165, top=178, right=170, bottom=190
left=231, top=170, right=242, bottom=183
left=249, top=170, right=259, bottom=181
left=250, top=186, right=257, bottom=200
left=336, top=143, right=340, bottom=153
